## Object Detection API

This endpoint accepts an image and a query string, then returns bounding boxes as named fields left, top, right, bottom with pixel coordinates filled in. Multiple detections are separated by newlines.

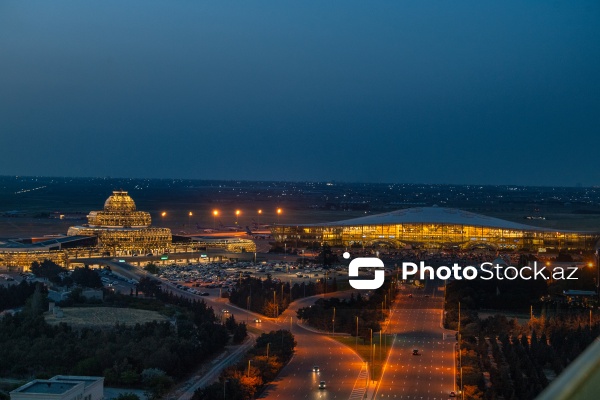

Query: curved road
left=116, top=263, right=366, bottom=399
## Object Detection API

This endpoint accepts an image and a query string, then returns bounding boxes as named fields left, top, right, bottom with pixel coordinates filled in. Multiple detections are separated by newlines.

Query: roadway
left=258, top=294, right=366, bottom=400
left=115, top=262, right=366, bottom=399
left=374, top=280, right=456, bottom=400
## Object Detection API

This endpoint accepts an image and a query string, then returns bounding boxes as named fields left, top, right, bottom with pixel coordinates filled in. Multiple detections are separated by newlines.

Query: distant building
left=273, top=206, right=600, bottom=252
left=0, top=191, right=171, bottom=269
left=0, top=235, right=96, bottom=270
left=191, top=236, right=257, bottom=253
left=10, top=375, right=104, bottom=400
left=68, top=191, right=172, bottom=256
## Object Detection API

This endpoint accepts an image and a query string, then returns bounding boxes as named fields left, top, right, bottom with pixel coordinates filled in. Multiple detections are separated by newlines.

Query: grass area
left=45, top=306, right=169, bottom=329
left=333, top=334, right=394, bottom=380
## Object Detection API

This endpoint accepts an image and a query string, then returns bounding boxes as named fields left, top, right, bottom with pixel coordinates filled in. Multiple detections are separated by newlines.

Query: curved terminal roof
left=293, top=207, right=585, bottom=232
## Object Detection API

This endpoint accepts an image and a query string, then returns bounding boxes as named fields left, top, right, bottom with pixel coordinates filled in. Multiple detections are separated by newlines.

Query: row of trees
left=297, top=278, right=398, bottom=336
left=0, top=275, right=248, bottom=399
left=229, top=275, right=341, bottom=318
left=446, top=276, right=600, bottom=399
left=193, top=330, right=296, bottom=400
left=0, top=280, right=40, bottom=312
left=30, top=260, right=103, bottom=288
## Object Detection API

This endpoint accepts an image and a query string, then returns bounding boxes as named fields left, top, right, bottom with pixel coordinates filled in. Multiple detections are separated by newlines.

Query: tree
left=71, top=265, right=102, bottom=288
left=144, top=263, right=160, bottom=275
left=233, top=323, right=247, bottom=344
left=30, top=259, right=65, bottom=282
left=115, top=394, right=140, bottom=400
left=137, top=277, right=161, bottom=297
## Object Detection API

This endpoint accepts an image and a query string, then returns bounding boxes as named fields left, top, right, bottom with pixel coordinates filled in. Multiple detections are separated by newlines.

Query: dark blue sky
left=1, top=1, right=599, bottom=186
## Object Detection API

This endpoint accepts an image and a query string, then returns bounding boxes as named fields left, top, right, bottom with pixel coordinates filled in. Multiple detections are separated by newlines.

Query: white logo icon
left=345, top=252, right=385, bottom=290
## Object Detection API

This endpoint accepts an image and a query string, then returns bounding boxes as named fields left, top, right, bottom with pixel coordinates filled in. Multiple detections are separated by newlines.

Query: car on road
left=254, top=318, right=262, bottom=323
left=222, top=309, right=230, bottom=313
left=408, top=294, right=413, bottom=298
left=318, top=381, right=326, bottom=390
left=412, top=349, right=420, bottom=355
left=449, top=391, right=456, bottom=397
left=312, top=366, right=320, bottom=372
left=425, top=294, right=430, bottom=297
left=200, top=292, right=210, bottom=296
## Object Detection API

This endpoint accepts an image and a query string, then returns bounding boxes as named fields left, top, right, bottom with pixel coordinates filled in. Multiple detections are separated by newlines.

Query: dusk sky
left=1, top=1, right=599, bottom=186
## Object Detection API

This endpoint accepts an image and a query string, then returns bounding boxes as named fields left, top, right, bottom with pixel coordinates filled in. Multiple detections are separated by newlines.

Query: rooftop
left=15, top=380, right=79, bottom=395
left=290, top=206, right=591, bottom=232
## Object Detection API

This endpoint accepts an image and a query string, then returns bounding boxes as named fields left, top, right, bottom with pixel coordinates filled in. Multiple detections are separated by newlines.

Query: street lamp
left=212, top=210, right=219, bottom=229
left=188, top=211, right=193, bottom=231
left=247, top=360, right=252, bottom=377
left=258, top=209, right=262, bottom=226
left=276, top=208, right=282, bottom=224
left=332, top=307, right=336, bottom=336
left=235, top=209, right=241, bottom=225
left=596, top=249, right=600, bottom=303
left=355, top=317, right=359, bottom=351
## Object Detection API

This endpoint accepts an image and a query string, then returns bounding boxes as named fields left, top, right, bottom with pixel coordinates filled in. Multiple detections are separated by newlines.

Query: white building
left=10, top=375, right=104, bottom=400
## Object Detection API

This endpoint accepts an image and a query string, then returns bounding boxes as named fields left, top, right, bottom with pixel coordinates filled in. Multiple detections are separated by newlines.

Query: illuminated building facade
left=272, top=207, right=599, bottom=252
left=0, top=236, right=97, bottom=270
left=191, top=236, right=257, bottom=253
left=68, top=191, right=171, bottom=255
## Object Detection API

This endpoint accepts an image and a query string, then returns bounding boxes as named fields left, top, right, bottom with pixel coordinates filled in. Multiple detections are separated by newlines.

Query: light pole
left=258, top=209, right=262, bottom=226
left=379, top=330, right=382, bottom=364
left=235, top=210, right=241, bottom=225
left=247, top=360, right=252, bottom=377
left=277, top=208, right=282, bottom=224
left=188, top=211, right=193, bottom=231
left=356, top=316, right=359, bottom=351
left=459, top=301, right=463, bottom=400
left=266, top=342, right=270, bottom=362
left=212, top=210, right=219, bottom=230
left=246, top=295, right=250, bottom=322
left=332, top=306, right=336, bottom=336
left=596, top=249, right=600, bottom=303
left=370, top=328, right=373, bottom=382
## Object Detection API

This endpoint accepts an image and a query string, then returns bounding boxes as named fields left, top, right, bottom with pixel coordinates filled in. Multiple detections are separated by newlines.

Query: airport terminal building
left=0, top=191, right=172, bottom=269
left=272, top=207, right=600, bottom=252
left=67, top=190, right=172, bottom=256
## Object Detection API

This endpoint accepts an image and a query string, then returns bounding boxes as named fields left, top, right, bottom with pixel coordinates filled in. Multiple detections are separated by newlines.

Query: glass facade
left=273, top=220, right=599, bottom=252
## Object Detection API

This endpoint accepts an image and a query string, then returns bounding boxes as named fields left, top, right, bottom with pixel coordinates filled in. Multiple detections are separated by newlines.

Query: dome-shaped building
left=68, top=191, right=171, bottom=256
left=86, top=191, right=151, bottom=228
